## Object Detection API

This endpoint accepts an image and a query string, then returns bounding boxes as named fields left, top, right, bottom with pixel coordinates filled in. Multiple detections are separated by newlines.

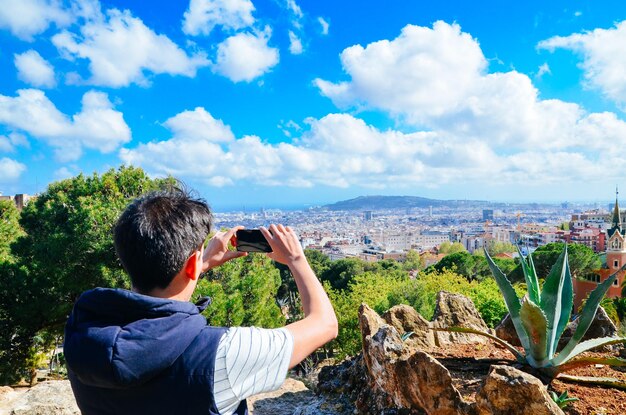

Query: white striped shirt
left=213, top=327, right=294, bottom=414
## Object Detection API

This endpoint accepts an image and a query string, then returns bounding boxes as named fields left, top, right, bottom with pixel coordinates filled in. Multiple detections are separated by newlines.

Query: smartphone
left=236, top=229, right=272, bottom=253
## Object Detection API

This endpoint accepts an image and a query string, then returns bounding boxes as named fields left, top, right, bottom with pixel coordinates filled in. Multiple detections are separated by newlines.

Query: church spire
left=612, top=186, right=621, bottom=230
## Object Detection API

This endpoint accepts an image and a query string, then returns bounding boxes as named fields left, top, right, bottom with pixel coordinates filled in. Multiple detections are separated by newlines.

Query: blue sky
left=2, top=0, right=626, bottom=210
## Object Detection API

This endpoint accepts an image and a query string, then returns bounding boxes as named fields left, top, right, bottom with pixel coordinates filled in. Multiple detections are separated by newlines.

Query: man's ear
left=184, top=252, right=199, bottom=281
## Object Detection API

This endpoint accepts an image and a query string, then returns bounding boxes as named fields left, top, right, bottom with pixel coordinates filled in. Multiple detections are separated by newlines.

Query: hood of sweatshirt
left=64, top=288, right=210, bottom=389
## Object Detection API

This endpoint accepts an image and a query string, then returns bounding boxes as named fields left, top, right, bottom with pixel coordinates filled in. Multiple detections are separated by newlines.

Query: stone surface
left=559, top=306, right=618, bottom=350
left=4, top=381, right=79, bottom=415
left=495, top=313, right=521, bottom=346
left=432, top=291, right=490, bottom=345
left=359, top=303, right=471, bottom=415
left=475, top=365, right=564, bottom=415
left=382, top=304, right=436, bottom=348
left=249, top=378, right=315, bottom=414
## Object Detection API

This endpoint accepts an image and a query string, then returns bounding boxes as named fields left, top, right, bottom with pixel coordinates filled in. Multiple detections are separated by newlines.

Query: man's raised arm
left=260, top=224, right=338, bottom=368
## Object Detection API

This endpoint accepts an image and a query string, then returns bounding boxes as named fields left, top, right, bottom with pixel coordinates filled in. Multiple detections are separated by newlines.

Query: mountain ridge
left=323, top=195, right=494, bottom=211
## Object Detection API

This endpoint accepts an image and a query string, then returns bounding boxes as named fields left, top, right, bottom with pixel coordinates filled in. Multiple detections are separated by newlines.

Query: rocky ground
left=0, top=378, right=323, bottom=415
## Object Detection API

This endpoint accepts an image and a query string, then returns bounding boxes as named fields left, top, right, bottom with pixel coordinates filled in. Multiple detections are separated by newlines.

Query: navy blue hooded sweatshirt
left=64, top=288, right=247, bottom=415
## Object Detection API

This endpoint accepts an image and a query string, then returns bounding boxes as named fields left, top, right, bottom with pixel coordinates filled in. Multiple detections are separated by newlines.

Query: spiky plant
left=439, top=245, right=626, bottom=379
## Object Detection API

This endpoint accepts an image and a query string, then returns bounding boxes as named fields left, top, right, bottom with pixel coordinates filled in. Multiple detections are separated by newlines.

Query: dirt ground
left=427, top=343, right=626, bottom=415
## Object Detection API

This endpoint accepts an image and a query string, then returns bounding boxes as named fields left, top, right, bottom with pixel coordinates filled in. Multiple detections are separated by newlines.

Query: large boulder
left=475, top=365, right=564, bottom=415
left=559, top=306, right=618, bottom=350
left=495, top=314, right=521, bottom=346
left=382, top=304, right=436, bottom=348
left=432, top=291, right=490, bottom=345
left=359, top=304, right=471, bottom=415
left=8, top=381, right=79, bottom=415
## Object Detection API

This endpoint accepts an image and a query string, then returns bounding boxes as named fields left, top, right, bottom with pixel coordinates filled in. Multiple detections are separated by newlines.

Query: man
left=64, top=187, right=338, bottom=414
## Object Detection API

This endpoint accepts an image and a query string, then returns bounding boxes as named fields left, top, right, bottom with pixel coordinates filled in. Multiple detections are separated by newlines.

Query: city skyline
left=2, top=1, right=626, bottom=209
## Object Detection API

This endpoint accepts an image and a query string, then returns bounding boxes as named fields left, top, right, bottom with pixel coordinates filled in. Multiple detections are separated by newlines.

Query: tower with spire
left=607, top=186, right=626, bottom=255
left=573, top=187, right=626, bottom=309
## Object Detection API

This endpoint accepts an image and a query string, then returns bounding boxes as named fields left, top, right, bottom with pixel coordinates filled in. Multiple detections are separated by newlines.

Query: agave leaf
left=432, top=326, right=525, bottom=362
left=554, top=336, right=626, bottom=366
left=554, top=355, right=626, bottom=374
left=554, top=267, right=624, bottom=365
left=557, top=374, right=626, bottom=391
left=519, top=296, right=548, bottom=363
left=540, top=246, right=573, bottom=358
left=484, top=249, right=531, bottom=352
left=516, top=245, right=540, bottom=304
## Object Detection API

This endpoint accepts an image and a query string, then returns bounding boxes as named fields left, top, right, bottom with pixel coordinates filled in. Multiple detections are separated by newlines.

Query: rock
left=475, top=365, right=564, bottom=415
left=249, top=378, right=315, bottom=415
left=359, top=305, right=471, bottom=415
left=358, top=303, right=385, bottom=345
left=558, top=306, right=618, bottom=350
left=432, top=291, right=490, bottom=345
left=382, top=304, right=436, bottom=348
left=495, top=314, right=521, bottom=346
left=8, top=381, right=79, bottom=415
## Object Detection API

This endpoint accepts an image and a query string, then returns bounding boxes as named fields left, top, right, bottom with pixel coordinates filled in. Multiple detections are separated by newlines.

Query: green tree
left=196, top=253, right=285, bottom=328
left=320, top=257, right=368, bottom=290
left=512, top=242, right=600, bottom=281
left=403, top=249, right=425, bottom=271
left=427, top=251, right=516, bottom=282
left=438, top=241, right=466, bottom=255
left=0, top=166, right=170, bottom=384
left=485, top=240, right=517, bottom=256
left=0, top=199, right=23, bottom=264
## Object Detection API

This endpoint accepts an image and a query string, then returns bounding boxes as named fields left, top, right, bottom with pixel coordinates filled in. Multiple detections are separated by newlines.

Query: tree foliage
left=485, top=240, right=517, bottom=256
left=427, top=251, right=516, bottom=281
left=0, top=166, right=171, bottom=383
left=509, top=242, right=600, bottom=282
left=0, top=199, right=23, bottom=263
left=437, top=241, right=465, bottom=255
left=196, top=253, right=285, bottom=328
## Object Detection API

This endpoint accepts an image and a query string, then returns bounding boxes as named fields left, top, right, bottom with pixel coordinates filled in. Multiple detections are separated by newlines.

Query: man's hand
left=202, top=226, right=247, bottom=272
left=260, top=225, right=304, bottom=266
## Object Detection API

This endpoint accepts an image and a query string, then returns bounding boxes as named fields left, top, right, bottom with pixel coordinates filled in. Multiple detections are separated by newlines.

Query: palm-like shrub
left=443, top=245, right=626, bottom=378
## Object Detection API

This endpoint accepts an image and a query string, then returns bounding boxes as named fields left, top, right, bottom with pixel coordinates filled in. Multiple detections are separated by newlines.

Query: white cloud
left=318, top=17, right=329, bottom=35
left=14, top=50, right=56, bottom=88
left=163, top=107, right=235, bottom=143
left=53, top=166, right=75, bottom=179
left=119, top=104, right=626, bottom=190
left=182, top=0, right=255, bottom=36
left=213, top=28, right=279, bottom=82
left=0, top=133, right=29, bottom=153
left=315, top=22, right=487, bottom=122
left=52, top=8, right=209, bottom=87
left=0, top=158, right=26, bottom=182
left=0, top=89, right=130, bottom=161
left=285, top=0, right=303, bottom=19
left=536, top=62, right=551, bottom=79
left=288, top=31, right=303, bottom=55
left=117, top=21, right=626, bottom=191
left=538, top=20, right=626, bottom=109
left=313, top=21, right=626, bottom=154
left=0, top=0, right=72, bottom=41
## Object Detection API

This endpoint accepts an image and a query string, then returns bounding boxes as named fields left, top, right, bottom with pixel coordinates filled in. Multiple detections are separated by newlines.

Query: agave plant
left=439, top=245, right=626, bottom=380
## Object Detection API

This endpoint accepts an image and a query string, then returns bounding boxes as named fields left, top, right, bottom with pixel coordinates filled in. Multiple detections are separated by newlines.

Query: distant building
left=0, top=193, right=33, bottom=210
left=364, top=210, right=373, bottom=221
left=482, top=209, right=494, bottom=221
left=573, top=192, right=624, bottom=309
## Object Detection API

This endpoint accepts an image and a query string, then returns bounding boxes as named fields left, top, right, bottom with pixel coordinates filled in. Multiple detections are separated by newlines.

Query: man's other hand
left=202, top=226, right=247, bottom=272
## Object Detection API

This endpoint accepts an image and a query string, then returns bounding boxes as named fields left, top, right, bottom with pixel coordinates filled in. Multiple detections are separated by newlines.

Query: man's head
left=114, top=186, right=212, bottom=293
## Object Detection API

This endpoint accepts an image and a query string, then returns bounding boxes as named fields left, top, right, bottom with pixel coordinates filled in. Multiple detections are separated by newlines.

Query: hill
left=324, top=195, right=490, bottom=211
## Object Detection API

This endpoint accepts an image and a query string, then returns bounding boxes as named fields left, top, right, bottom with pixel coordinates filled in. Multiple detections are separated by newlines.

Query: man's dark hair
left=114, top=185, right=212, bottom=293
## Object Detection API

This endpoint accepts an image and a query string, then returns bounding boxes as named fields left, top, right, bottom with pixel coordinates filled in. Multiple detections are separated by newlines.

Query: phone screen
left=236, top=229, right=272, bottom=252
